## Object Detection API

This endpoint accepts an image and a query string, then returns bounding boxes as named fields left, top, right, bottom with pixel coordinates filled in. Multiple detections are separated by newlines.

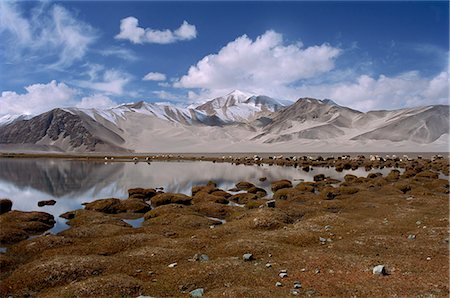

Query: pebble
left=314, top=268, right=320, bottom=274
left=293, top=281, right=302, bottom=289
left=243, top=253, right=253, bottom=261
left=266, top=200, right=276, bottom=208
left=319, top=237, right=327, bottom=244
left=279, top=272, right=288, bottom=278
left=416, top=220, right=422, bottom=225
left=275, top=281, right=282, bottom=287
left=265, top=263, right=272, bottom=268
left=193, top=254, right=209, bottom=262
left=372, top=265, right=387, bottom=275
left=190, top=288, right=205, bottom=297
left=168, top=262, right=177, bottom=268
left=407, top=234, right=416, bottom=240
left=290, top=289, right=300, bottom=296
left=324, top=225, right=332, bottom=231
left=426, top=257, right=431, bottom=261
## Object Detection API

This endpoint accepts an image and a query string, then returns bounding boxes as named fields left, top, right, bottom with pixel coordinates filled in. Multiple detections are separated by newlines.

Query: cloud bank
left=115, top=17, right=197, bottom=44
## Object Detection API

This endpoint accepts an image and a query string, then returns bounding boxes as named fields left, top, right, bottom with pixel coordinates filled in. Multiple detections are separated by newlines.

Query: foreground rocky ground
left=0, top=157, right=449, bottom=297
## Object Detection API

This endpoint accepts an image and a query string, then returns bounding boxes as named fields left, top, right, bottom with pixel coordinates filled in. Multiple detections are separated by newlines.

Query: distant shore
left=0, top=151, right=448, bottom=160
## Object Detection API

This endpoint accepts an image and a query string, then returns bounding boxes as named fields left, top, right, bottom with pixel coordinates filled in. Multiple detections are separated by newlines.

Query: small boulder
left=372, top=265, right=387, bottom=275
left=0, top=198, right=12, bottom=215
left=271, top=180, right=292, bottom=192
left=192, top=254, right=209, bottom=262
left=190, top=288, right=205, bottom=297
left=266, top=200, right=276, bottom=208
left=37, top=200, right=56, bottom=207
left=243, top=253, right=253, bottom=261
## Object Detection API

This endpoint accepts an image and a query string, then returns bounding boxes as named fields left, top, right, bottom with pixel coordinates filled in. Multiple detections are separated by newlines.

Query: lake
left=0, top=158, right=398, bottom=233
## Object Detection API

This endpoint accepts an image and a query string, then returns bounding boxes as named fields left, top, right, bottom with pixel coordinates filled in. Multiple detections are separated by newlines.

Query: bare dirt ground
left=0, top=157, right=448, bottom=297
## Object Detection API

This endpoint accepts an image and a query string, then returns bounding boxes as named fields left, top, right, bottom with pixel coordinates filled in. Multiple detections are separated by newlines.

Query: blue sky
left=0, top=0, right=448, bottom=116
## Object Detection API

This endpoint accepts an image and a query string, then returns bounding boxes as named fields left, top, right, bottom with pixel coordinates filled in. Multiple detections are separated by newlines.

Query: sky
left=0, top=0, right=448, bottom=116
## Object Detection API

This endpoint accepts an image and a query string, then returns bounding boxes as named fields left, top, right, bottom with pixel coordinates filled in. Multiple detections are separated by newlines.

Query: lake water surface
left=0, top=158, right=398, bottom=233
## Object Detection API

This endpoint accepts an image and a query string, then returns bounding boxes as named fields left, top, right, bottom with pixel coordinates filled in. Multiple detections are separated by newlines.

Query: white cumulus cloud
left=0, top=81, right=77, bottom=116
left=115, top=17, right=197, bottom=44
left=143, top=72, right=167, bottom=81
left=174, top=30, right=341, bottom=98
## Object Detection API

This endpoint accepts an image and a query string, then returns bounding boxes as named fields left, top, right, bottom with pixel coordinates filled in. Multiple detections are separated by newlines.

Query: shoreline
left=0, top=158, right=449, bottom=297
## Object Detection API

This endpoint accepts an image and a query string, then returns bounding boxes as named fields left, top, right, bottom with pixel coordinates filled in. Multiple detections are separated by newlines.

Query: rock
left=290, top=289, right=300, bottom=296
left=293, top=281, right=302, bottom=289
left=192, top=254, right=209, bottom=262
left=190, top=288, right=205, bottom=297
left=407, top=234, right=416, bottom=240
left=37, top=200, right=56, bottom=207
left=151, top=193, right=192, bottom=207
left=236, top=181, right=256, bottom=191
left=243, top=253, right=253, bottom=261
left=0, top=198, right=12, bottom=215
left=168, top=262, right=177, bottom=268
left=275, top=282, right=282, bottom=287
left=313, top=174, right=326, bottom=182
left=319, top=237, right=327, bottom=244
left=266, top=200, right=276, bottom=208
left=372, top=265, right=387, bottom=275
left=266, top=263, right=272, bottom=268
left=278, top=272, right=288, bottom=278
left=271, top=180, right=293, bottom=192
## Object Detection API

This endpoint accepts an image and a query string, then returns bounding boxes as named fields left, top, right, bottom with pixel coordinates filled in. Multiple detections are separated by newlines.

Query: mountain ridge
left=0, top=92, right=448, bottom=152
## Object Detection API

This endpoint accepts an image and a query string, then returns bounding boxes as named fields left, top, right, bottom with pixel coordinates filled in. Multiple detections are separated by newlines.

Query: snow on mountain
left=0, top=91, right=448, bottom=152
left=195, top=90, right=285, bottom=123
left=0, top=114, right=32, bottom=127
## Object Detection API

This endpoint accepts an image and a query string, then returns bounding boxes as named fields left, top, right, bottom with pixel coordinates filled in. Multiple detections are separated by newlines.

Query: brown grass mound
left=84, top=198, right=151, bottom=214
left=0, top=255, right=107, bottom=297
left=40, top=274, right=145, bottom=298
left=271, top=179, right=293, bottom=192
left=228, top=193, right=258, bottom=204
left=192, top=192, right=229, bottom=205
left=151, top=193, right=192, bottom=207
left=0, top=211, right=55, bottom=245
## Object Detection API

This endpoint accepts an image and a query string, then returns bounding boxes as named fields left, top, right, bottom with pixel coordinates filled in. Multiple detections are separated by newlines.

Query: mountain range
left=0, top=90, right=448, bottom=153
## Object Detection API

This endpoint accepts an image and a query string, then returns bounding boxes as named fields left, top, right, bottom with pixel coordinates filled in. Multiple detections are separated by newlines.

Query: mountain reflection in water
left=0, top=159, right=398, bottom=233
